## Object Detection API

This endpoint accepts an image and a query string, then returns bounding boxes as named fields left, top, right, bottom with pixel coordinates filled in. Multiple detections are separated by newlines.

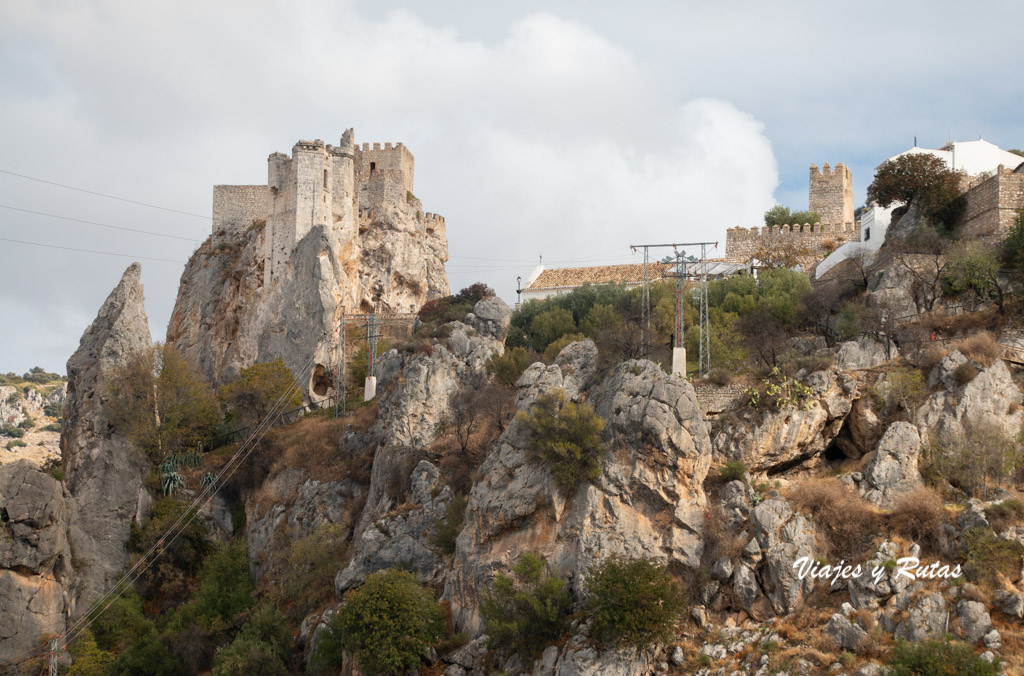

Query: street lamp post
left=516, top=276, right=522, bottom=309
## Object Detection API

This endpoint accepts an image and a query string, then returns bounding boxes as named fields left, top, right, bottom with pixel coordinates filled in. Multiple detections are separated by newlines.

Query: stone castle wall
left=724, top=221, right=859, bottom=266
left=809, top=162, right=854, bottom=225
left=212, top=185, right=270, bottom=246
left=960, top=166, right=1024, bottom=240
left=355, top=142, right=415, bottom=209
left=692, top=382, right=748, bottom=414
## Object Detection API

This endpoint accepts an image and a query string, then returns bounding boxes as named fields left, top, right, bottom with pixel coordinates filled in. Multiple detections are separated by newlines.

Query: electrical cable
left=0, top=204, right=200, bottom=242
left=0, top=236, right=188, bottom=264
left=0, top=169, right=210, bottom=220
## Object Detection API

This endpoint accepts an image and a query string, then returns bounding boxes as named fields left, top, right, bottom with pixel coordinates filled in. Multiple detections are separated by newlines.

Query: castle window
left=865, top=227, right=870, bottom=241
left=323, top=169, right=328, bottom=187
left=370, top=162, right=376, bottom=172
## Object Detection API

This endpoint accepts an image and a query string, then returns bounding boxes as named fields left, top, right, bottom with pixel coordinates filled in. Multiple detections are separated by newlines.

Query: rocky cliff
left=61, top=263, right=153, bottom=617
left=166, top=198, right=449, bottom=397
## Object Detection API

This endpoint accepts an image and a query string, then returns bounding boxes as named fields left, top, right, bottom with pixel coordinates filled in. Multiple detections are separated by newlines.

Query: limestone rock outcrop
left=0, top=460, right=72, bottom=660
left=713, top=370, right=856, bottom=473
left=836, top=338, right=896, bottom=370
left=61, top=263, right=154, bottom=617
left=167, top=204, right=449, bottom=398
left=861, top=422, right=923, bottom=507
left=445, top=349, right=712, bottom=634
left=917, top=350, right=1023, bottom=444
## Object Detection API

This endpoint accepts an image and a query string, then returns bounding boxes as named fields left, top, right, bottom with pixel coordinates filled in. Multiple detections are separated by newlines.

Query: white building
left=816, top=140, right=1024, bottom=278
left=884, top=139, right=1024, bottom=177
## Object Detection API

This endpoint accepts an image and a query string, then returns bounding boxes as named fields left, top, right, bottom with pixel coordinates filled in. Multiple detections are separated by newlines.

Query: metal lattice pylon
left=334, top=318, right=347, bottom=419
left=698, top=244, right=711, bottom=378
left=640, top=246, right=650, bottom=354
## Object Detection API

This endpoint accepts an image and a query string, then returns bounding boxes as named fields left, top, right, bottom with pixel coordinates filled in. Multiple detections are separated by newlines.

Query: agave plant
left=162, top=470, right=185, bottom=497
left=183, top=448, right=202, bottom=468
left=200, top=472, right=217, bottom=491
left=158, top=455, right=180, bottom=477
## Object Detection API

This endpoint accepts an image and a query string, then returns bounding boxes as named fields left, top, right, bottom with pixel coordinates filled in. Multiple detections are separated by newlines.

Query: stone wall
left=809, top=163, right=854, bottom=225
left=960, top=167, right=1024, bottom=240
left=212, top=185, right=270, bottom=247
left=355, top=142, right=415, bottom=208
left=692, top=382, right=748, bottom=414
left=724, top=222, right=860, bottom=267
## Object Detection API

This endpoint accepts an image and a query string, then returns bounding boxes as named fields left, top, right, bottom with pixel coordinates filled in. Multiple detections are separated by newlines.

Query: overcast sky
left=1, top=0, right=1022, bottom=373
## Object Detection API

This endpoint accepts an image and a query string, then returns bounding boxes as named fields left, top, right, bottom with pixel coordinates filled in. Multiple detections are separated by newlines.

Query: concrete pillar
left=363, top=376, right=377, bottom=401
left=672, top=347, right=687, bottom=378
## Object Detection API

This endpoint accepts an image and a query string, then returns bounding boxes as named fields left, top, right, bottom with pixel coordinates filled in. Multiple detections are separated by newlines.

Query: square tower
left=354, top=142, right=415, bottom=209
left=809, top=162, right=854, bottom=225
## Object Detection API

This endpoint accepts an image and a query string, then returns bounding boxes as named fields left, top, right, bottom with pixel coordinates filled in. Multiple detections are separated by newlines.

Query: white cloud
left=0, top=1, right=781, bottom=371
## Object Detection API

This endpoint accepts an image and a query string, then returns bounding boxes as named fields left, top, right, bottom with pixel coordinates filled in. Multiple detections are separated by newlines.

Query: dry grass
left=887, top=487, right=948, bottom=556
left=787, top=478, right=881, bottom=562
left=955, top=331, right=1000, bottom=367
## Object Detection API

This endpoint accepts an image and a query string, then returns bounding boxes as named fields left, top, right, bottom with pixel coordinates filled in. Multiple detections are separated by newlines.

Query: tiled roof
left=525, top=263, right=670, bottom=290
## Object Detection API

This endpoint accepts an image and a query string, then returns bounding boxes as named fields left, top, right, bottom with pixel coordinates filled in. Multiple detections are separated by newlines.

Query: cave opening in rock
left=310, top=364, right=333, bottom=397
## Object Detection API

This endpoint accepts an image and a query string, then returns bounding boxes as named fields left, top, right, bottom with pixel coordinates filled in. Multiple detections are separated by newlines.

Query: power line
left=0, top=169, right=210, bottom=220
left=0, top=235, right=188, bottom=264
left=0, top=204, right=200, bottom=242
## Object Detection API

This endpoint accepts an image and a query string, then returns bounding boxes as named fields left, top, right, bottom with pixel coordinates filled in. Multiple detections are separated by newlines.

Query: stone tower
left=809, top=162, right=853, bottom=225
left=264, top=131, right=357, bottom=286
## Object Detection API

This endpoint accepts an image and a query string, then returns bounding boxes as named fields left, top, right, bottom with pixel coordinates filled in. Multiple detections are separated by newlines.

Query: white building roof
left=881, top=139, right=1024, bottom=176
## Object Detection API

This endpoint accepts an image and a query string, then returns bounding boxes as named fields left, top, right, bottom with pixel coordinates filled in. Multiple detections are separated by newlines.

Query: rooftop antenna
left=914, top=135, right=917, bottom=147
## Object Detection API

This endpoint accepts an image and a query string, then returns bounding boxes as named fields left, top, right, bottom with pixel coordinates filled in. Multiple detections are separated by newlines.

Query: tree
left=764, top=204, right=821, bottom=227
left=528, top=307, right=577, bottom=352
left=449, top=388, right=481, bottom=453
left=944, top=240, right=1010, bottom=313
left=68, top=630, right=113, bottom=676
left=313, top=569, right=445, bottom=676
left=867, top=154, right=965, bottom=231
left=107, top=345, right=220, bottom=462
left=585, top=556, right=686, bottom=649
left=738, top=307, right=791, bottom=368
left=480, top=553, right=572, bottom=658
left=220, top=358, right=303, bottom=426
left=891, top=225, right=949, bottom=312
left=516, top=390, right=606, bottom=493
left=486, top=346, right=533, bottom=387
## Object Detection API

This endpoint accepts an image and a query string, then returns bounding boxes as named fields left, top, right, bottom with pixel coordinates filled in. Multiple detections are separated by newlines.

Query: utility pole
left=334, top=317, right=347, bottom=419
left=631, top=241, right=717, bottom=378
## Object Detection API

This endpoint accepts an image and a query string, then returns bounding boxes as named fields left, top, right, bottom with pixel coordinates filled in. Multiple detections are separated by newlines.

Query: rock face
left=861, top=422, right=923, bottom=507
left=445, top=350, right=712, bottom=633
left=917, top=350, right=1023, bottom=444
left=748, top=498, right=818, bottom=615
left=61, top=263, right=154, bottom=617
left=836, top=338, right=895, bottom=370
left=167, top=148, right=450, bottom=399
left=713, top=370, right=856, bottom=473
left=335, top=460, right=452, bottom=592
left=0, top=461, right=72, bottom=660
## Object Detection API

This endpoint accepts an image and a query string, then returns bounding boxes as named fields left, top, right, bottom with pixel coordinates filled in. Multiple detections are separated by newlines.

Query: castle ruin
left=211, top=130, right=446, bottom=289
left=725, top=162, right=859, bottom=270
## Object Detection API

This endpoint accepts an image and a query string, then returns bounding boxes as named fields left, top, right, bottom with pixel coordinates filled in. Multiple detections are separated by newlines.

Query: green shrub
left=953, top=362, right=979, bottom=385
left=220, top=357, right=302, bottom=427
left=430, top=494, right=468, bottom=555
left=719, top=461, right=748, bottom=482
left=44, top=402, right=63, bottom=418
left=212, top=604, right=291, bottom=676
left=963, top=527, right=1024, bottom=587
left=212, top=636, right=287, bottom=676
left=580, top=303, right=621, bottom=338
left=312, top=569, right=445, bottom=676
left=108, top=624, right=188, bottom=676
left=516, top=390, right=606, bottom=493
left=5, top=439, right=27, bottom=449
left=18, top=416, right=34, bottom=429
left=67, top=629, right=113, bottom=676
left=984, top=498, right=1024, bottom=532
left=922, top=422, right=1021, bottom=499
left=43, top=422, right=62, bottom=432
left=1, top=425, right=25, bottom=438
left=529, top=307, right=577, bottom=352
left=584, top=555, right=686, bottom=648
left=486, top=347, right=533, bottom=387
left=887, top=637, right=999, bottom=675
left=175, top=541, right=255, bottom=636
left=270, top=523, right=348, bottom=622
left=480, top=553, right=571, bottom=658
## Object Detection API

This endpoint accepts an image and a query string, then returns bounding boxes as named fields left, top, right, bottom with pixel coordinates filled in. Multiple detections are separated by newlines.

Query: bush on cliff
left=219, top=358, right=302, bottom=426
left=585, top=555, right=686, bottom=649
left=485, top=346, right=533, bottom=387
left=480, top=553, right=572, bottom=658
left=887, top=637, right=999, bottom=675
left=311, top=569, right=445, bottom=676
left=108, top=345, right=220, bottom=462
left=867, top=153, right=966, bottom=232
left=517, top=390, right=606, bottom=493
